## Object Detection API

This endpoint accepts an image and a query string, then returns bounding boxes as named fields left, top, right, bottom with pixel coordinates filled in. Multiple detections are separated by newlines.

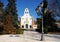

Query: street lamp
left=35, top=2, right=44, bottom=41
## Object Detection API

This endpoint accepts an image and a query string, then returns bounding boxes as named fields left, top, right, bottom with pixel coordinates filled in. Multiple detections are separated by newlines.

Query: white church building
left=20, top=8, right=37, bottom=29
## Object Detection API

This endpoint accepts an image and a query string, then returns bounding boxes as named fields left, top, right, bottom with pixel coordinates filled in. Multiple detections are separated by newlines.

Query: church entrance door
left=26, top=24, right=28, bottom=28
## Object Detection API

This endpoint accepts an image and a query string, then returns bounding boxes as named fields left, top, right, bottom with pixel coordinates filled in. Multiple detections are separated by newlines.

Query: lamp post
left=35, top=2, right=44, bottom=41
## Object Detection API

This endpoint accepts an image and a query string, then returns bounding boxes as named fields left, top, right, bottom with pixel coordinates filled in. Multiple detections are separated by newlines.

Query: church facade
left=20, top=8, right=37, bottom=29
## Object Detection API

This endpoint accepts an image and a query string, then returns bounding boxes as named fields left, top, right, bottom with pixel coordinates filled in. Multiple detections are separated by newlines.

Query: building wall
left=21, top=16, right=32, bottom=29
left=20, top=8, right=37, bottom=29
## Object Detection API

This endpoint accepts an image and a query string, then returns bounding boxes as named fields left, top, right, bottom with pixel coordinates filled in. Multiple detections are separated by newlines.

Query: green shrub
left=35, top=28, right=48, bottom=34
left=16, top=28, right=23, bottom=34
left=44, top=28, right=48, bottom=34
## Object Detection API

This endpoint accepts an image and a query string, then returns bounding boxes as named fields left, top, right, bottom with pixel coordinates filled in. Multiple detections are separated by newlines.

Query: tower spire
left=24, top=8, right=30, bottom=16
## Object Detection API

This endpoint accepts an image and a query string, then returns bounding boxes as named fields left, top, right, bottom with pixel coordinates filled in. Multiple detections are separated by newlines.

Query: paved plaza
left=0, top=31, right=60, bottom=42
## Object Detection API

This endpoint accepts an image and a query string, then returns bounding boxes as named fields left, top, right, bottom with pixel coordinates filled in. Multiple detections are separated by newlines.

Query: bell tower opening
left=24, top=8, right=30, bottom=16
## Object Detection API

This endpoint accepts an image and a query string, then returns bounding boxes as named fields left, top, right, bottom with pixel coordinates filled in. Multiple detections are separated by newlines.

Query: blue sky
left=1, top=0, right=42, bottom=21
left=1, top=0, right=60, bottom=21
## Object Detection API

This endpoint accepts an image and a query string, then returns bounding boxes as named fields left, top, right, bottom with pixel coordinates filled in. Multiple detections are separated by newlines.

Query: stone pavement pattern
left=0, top=31, right=60, bottom=42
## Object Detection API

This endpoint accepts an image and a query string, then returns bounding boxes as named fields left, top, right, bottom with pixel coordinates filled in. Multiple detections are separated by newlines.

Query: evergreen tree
left=42, top=0, right=57, bottom=32
left=48, top=0, right=60, bottom=32
left=36, top=0, right=57, bottom=33
left=0, top=1, right=4, bottom=33
left=3, top=14, right=16, bottom=34
left=0, top=1, right=4, bottom=23
left=5, top=0, right=18, bottom=28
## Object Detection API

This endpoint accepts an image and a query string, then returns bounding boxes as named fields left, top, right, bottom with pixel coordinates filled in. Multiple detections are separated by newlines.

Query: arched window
left=30, top=25, right=32, bottom=28
left=22, top=25, right=24, bottom=28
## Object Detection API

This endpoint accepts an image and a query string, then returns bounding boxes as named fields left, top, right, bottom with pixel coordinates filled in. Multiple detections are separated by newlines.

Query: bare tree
left=48, top=0, right=60, bottom=17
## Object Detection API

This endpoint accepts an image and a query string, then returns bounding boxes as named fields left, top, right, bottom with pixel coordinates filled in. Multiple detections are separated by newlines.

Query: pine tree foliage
left=3, top=14, right=16, bottom=34
left=5, top=0, right=18, bottom=28
left=0, top=1, right=4, bottom=23
left=43, top=0, right=57, bottom=32
left=0, top=1, right=4, bottom=33
left=36, top=0, right=57, bottom=32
